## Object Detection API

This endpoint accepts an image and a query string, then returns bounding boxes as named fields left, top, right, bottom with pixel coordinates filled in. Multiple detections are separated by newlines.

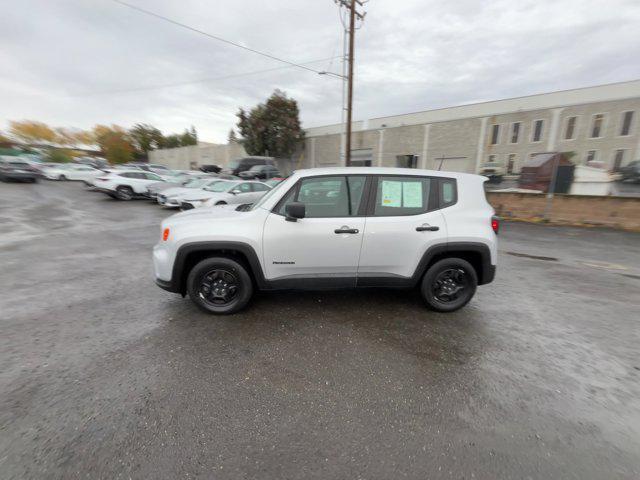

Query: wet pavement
left=1, top=180, right=639, bottom=479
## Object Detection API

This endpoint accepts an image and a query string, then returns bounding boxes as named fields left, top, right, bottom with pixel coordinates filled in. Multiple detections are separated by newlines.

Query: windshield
left=228, top=160, right=240, bottom=168
left=251, top=177, right=289, bottom=210
left=205, top=181, right=238, bottom=192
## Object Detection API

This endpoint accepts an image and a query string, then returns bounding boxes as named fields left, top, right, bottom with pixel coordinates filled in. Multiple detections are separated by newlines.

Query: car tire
left=187, top=257, right=253, bottom=315
left=116, top=186, right=134, bottom=201
left=215, top=201, right=227, bottom=206
left=420, top=258, right=478, bottom=313
left=59, top=174, right=67, bottom=181
left=31, top=177, right=39, bottom=183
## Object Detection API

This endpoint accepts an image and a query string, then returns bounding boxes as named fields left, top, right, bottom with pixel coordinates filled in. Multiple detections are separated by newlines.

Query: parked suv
left=223, top=156, right=274, bottom=176
left=479, top=161, right=505, bottom=182
left=153, top=167, right=498, bottom=314
left=619, top=160, right=640, bottom=182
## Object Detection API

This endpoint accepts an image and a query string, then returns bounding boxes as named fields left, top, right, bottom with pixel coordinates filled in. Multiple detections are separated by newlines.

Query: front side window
left=277, top=175, right=366, bottom=218
left=532, top=120, right=544, bottom=142
left=374, top=176, right=431, bottom=216
left=146, top=173, right=163, bottom=181
left=252, top=183, right=270, bottom=192
left=235, top=182, right=252, bottom=193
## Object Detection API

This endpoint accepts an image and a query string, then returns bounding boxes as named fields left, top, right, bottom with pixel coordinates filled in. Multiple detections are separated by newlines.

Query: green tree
left=236, top=89, right=304, bottom=157
left=47, top=148, right=73, bottom=163
left=129, top=123, right=164, bottom=153
left=179, top=126, right=197, bottom=146
left=93, top=125, right=134, bottom=164
left=162, top=134, right=181, bottom=148
left=227, top=128, right=237, bottom=143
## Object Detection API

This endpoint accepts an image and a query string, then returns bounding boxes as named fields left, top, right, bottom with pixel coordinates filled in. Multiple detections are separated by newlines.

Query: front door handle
left=335, top=226, right=359, bottom=234
left=416, top=225, right=439, bottom=232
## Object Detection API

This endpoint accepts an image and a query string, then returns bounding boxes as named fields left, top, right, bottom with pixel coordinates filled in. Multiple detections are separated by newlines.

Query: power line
left=111, top=0, right=334, bottom=77
left=71, top=56, right=340, bottom=97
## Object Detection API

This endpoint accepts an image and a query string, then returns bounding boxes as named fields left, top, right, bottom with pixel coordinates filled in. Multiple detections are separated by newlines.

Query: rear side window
left=373, top=176, right=431, bottom=216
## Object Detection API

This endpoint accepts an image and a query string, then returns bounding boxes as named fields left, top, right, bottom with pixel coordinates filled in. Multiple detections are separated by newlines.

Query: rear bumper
left=481, top=264, right=496, bottom=285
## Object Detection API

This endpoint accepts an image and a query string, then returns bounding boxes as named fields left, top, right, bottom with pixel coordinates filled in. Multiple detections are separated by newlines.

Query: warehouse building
left=302, top=80, right=640, bottom=174
left=151, top=80, right=640, bottom=174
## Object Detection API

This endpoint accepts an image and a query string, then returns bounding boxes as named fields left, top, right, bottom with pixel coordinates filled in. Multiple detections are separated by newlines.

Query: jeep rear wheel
left=421, top=258, right=477, bottom=312
left=116, top=186, right=134, bottom=200
left=187, top=257, right=253, bottom=314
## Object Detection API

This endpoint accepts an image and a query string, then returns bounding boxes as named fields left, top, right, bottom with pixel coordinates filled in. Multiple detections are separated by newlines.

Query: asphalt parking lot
left=1, top=180, right=639, bottom=479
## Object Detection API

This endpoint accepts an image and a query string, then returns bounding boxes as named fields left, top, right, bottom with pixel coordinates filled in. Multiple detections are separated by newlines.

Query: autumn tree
left=129, top=123, right=164, bottom=153
left=93, top=125, right=134, bottom=164
left=236, top=90, right=304, bottom=158
left=9, top=120, right=56, bottom=144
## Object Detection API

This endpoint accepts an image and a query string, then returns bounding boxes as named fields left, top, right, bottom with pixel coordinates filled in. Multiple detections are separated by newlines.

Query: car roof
left=292, top=167, right=485, bottom=181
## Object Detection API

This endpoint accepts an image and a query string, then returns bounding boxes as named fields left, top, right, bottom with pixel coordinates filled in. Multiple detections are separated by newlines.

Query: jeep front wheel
left=187, top=257, right=253, bottom=314
left=421, top=258, right=477, bottom=312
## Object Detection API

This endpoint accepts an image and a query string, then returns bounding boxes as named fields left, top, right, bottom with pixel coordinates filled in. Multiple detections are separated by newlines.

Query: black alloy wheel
left=421, top=258, right=477, bottom=312
left=187, top=257, right=253, bottom=314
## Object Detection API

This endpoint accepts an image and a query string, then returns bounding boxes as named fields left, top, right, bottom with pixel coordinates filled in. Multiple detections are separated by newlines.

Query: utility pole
left=335, top=0, right=366, bottom=166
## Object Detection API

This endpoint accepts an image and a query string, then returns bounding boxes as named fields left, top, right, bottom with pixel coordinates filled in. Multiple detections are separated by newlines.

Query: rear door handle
left=416, top=225, right=439, bottom=232
left=335, top=226, right=359, bottom=234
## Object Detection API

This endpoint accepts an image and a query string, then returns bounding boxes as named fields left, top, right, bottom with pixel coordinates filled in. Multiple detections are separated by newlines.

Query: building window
left=507, top=154, right=516, bottom=173
left=396, top=155, right=418, bottom=168
left=585, top=150, right=597, bottom=163
left=490, top=124, right=500, bottom=145
left=532, top=120, right=544, bottom=142
left=510, top=122, right=520, bottom=143
left=620, top=111, right=634, bottom=136
left=564, top=116, right=577, bottom=140
left=590, top=114, right=605, bottom=138
left=613, top=149, right=625, bottom=171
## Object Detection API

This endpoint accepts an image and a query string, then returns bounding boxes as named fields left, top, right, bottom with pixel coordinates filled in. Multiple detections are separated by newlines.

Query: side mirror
left=231, top=189, right=240, bottom=195
left=285, top=202, right=305, bottom=222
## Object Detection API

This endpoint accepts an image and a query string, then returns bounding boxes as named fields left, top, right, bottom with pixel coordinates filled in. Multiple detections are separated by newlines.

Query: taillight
left=162, top=228, right=170, bottom=241
left=491, top=216, right=500, bottom=234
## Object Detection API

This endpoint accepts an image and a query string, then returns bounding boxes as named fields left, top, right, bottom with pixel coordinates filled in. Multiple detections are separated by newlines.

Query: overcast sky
left=1, top=0, right=639, bottom=143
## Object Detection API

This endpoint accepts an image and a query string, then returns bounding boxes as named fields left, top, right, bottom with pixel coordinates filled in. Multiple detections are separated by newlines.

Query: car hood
left=149, top=181, right=179, bottom=192
left=163, top=204, right=245, bottom=226
left=180, top=191, right=229, bottom=202
left=161, top=186, right=203, bottom=197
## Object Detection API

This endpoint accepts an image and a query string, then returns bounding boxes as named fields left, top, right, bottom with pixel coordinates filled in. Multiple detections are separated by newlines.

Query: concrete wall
left=149, top=142, right=247, bottom=170
left=487, top=192, right=640, bottom=231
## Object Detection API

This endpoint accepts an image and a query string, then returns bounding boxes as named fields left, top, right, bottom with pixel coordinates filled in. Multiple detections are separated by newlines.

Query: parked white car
left=43, top=164, right=104, bottom=182
left=157, top=178, right=228, bottom=207
left=153, top=167, right=498, bottom=314
left=178, top=180, right=271, bottom=210
left=94, top=170, right=166, bottom=200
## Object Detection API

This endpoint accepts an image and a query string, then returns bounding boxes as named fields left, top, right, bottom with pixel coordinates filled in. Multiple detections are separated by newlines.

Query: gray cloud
left=1, top=0, right=639, bottom=142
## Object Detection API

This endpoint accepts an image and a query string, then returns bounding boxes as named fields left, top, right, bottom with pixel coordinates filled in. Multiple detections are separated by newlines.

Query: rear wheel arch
left=413, top=242, right=493, bottom=286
